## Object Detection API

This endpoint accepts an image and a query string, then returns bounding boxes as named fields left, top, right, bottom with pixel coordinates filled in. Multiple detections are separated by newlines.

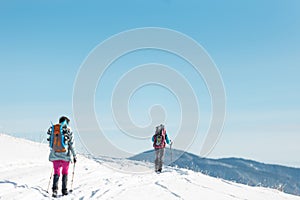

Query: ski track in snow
left=1, top=134, right=300, bottom=200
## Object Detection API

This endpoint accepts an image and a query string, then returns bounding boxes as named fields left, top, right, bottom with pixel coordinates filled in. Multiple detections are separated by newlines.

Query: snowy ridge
left=130, top=149, right=300, bottom=196
left=0, top=134, right=299, bottom=200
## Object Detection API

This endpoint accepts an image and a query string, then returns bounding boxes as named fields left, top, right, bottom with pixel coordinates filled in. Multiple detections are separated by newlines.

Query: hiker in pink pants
left=47, top=116, right=77, bottom=197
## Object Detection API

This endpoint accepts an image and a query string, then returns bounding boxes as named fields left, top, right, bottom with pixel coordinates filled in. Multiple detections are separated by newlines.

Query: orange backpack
left=50, top=124, right=67, bottom=152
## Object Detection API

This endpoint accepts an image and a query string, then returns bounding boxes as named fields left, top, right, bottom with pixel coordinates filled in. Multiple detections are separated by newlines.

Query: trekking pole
left=47, top=169, right=53, bottom=193
left=69, top=162, right=76, bottom=193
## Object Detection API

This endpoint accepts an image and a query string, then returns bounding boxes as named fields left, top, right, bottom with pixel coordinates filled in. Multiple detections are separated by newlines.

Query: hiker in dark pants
left=152, top=124, right=171, bottom=173
left=47, top=116, right=77, bottom=197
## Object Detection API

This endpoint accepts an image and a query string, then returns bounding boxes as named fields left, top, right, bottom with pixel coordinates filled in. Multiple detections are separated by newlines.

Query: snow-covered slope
left=0, top=134, right=299, bottom=200
left=130, top=149, right=300, bottom=196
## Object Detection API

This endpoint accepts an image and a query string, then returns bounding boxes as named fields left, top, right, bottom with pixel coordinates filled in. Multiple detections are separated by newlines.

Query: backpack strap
left=60, top=124, right=66, bottom=148
left=49, top=126, right=53, bottom=148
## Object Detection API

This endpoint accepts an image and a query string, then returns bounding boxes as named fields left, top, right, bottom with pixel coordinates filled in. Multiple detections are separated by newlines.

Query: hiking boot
left=52, top=190, right=58, bottom=198
left=62, top=189, right=68, bottom=196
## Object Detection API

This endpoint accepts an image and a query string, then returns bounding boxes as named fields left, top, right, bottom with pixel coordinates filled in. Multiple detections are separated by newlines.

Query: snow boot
left=62, top=174, right=68, bottom=196
left=52, top=174, right=59, bottom=198
left=52, top=190, right=58, bottom=198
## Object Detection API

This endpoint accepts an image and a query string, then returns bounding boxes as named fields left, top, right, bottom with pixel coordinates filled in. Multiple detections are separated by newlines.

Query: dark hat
left=156, top=124, right=164, bottom=131
left=59, top=116, right=70, bottom=124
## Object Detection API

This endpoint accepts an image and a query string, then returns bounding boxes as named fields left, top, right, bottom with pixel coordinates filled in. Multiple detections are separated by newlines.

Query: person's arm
left=47, top=126, right=53, bottom=147
left=68, top=129, right=77, bottom=160
left=47, top=126, right=52, bottom=135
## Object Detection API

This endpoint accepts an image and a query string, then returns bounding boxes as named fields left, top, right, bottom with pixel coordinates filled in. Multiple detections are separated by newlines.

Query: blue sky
left=0, top=0, right=299, bottom=166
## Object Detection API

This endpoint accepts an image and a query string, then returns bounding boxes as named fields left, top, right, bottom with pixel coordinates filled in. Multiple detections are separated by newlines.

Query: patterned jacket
left=48, top=123, right=77, bottom=162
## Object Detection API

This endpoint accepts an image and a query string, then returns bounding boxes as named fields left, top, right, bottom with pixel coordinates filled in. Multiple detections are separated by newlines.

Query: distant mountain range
left=129, top=149, right=300, bottom=196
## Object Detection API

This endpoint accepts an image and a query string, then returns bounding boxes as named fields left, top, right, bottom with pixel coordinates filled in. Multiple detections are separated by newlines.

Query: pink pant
left=53, top=160, right=70, bottom=176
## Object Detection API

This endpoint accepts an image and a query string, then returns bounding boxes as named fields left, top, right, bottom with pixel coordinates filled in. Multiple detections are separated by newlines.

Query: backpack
left=48, top=123, right=69, bottom=152
left=153, top=125, right=166, bottom=148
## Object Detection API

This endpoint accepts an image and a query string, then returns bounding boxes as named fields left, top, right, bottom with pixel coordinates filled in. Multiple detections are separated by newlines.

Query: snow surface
left=0, top=134, right=299, bottom=200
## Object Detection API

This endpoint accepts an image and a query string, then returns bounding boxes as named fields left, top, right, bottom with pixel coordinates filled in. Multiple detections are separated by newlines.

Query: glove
left=73, top=157, right=77, bottom=163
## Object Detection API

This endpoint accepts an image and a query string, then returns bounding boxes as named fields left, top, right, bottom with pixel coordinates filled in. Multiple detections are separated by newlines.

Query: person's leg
left=61, top=160, right=70, bottom=195
left=158, top=148, right=165, bottom=172
left=53, top=160, right=61, bottom=176
left=155, top=149, right=160, bottom=172
left=52, top=161, right=61, bottom=197
left=61, top=160, right=70, bottom=175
